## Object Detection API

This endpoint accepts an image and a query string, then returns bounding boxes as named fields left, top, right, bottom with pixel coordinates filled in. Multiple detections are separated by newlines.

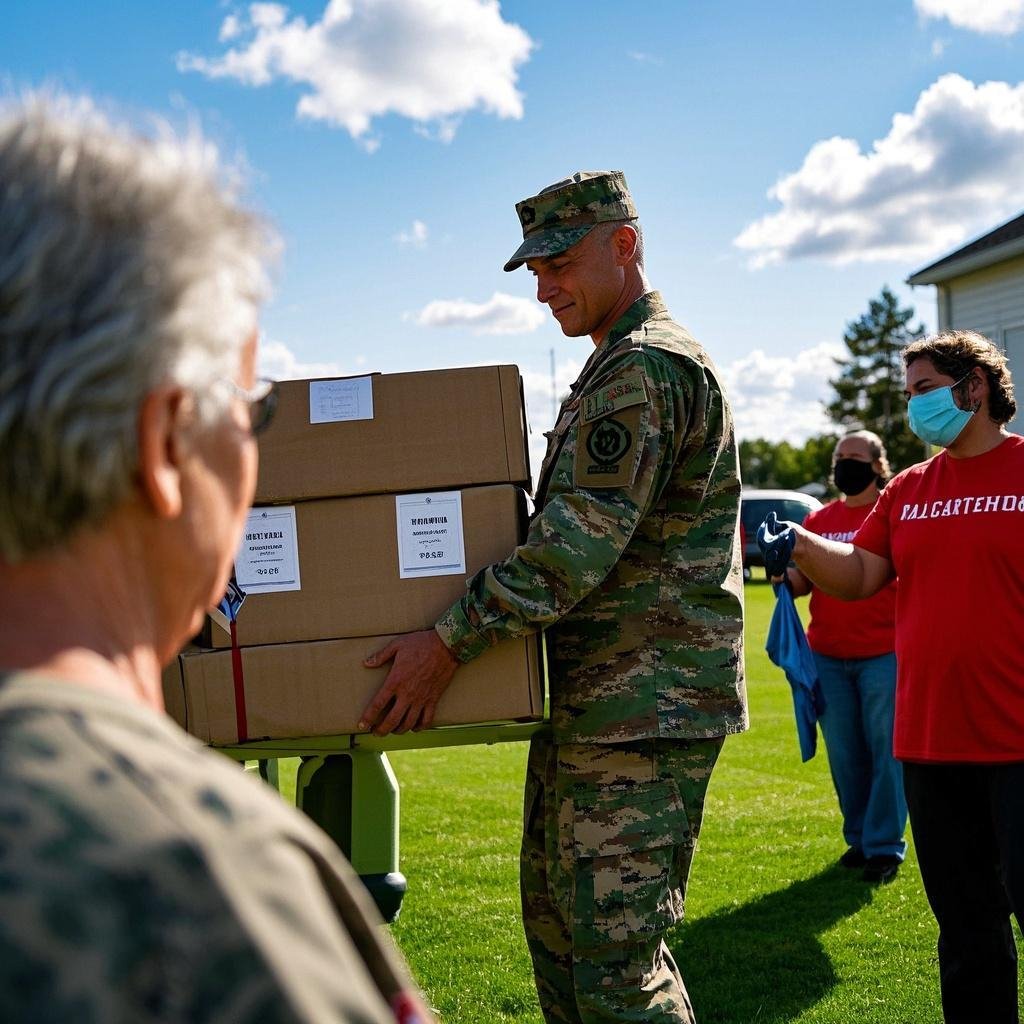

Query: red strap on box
left=229, top=619, right=248, bottom=742
left=391, top=992, right=430, bottom=1024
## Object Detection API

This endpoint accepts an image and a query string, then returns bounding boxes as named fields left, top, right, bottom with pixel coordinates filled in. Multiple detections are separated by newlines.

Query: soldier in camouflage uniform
left=362, top=170, right=746, bottom=1023
left=0, top=94, right=432, bottom=1024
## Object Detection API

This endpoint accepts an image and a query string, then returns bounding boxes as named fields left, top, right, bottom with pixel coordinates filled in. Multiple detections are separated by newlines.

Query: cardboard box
left=162, top=633, right=544, bottom=745
left=255, top=366, right=531, bottom=503
left=162, top=644, right=195, bottom=728
left=205, top=484, right=527, bottom=648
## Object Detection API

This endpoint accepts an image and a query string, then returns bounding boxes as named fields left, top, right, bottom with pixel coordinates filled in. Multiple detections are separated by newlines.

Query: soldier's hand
left=756, top=511, right=799, bottom=582
left=358, top=629, right=460, bottom=736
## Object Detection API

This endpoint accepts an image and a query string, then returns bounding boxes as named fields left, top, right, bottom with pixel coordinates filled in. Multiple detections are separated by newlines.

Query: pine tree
left=827, top=286, right=927, bottom=472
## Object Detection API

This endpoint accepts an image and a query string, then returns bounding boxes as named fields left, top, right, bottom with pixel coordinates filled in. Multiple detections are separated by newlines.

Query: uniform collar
left=570, top=291, right=669, bottom=397
left=604, top=290, right=669, bottom=348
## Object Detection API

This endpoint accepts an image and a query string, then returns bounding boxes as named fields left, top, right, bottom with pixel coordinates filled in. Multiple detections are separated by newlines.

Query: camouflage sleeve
left=437, top=348, right=692, bottom=661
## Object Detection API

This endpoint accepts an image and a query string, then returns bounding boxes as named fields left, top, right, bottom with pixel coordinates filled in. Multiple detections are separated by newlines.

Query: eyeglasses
left=221, top=377, right=279, bottom=435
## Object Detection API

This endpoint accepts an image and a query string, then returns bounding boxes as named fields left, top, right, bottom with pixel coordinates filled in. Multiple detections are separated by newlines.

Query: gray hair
left=591, top=219, right=644, bottom=268
left=0, top=92, right=277, bottom=563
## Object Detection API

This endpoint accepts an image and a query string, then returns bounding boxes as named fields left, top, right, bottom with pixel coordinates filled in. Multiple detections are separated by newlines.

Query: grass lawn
left=277, top=582, right=1021, bottom=1022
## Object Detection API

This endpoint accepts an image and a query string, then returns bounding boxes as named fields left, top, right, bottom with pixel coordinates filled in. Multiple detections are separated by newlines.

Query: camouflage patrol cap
left=503, top=170, right=637, bottom=272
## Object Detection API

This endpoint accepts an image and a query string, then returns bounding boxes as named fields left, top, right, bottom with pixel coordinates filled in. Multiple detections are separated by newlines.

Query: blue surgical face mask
left=907, top=373, right=976, bottom=448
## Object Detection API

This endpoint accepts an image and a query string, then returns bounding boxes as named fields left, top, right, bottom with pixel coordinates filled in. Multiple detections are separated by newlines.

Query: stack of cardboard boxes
left=162, top=366, right=544, bottom=745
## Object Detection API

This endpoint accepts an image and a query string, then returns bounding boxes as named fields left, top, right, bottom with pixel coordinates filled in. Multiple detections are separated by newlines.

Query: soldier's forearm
left=437, top=496, right=644, bottom=657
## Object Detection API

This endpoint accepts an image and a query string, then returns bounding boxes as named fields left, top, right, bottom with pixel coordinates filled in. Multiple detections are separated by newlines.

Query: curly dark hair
left=904, top=330, right=1017, bottom=426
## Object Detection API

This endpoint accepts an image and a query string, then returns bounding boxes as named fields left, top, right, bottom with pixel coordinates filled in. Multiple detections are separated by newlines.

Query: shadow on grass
left=673, top=865, right=874, bottom=1024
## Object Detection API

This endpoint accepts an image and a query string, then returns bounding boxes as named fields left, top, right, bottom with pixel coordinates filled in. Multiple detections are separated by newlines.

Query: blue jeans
left=812, top=651, right=907, bottom=859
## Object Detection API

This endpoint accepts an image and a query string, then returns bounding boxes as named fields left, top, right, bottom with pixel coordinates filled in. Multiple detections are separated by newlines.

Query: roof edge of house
left=908, top=234, right=1024, bottom=287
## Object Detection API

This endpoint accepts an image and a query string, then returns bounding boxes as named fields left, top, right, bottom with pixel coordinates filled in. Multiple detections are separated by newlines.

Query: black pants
left=903, top=761, right=1024, bottom=1024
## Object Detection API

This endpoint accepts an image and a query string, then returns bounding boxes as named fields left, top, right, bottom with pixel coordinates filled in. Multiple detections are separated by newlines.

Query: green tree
left=739, top=438, right=783, bottom=488
left=800, top=433, right=841, bottom=493
left=827, top=286, right=927, bottom=472
left=739, top=433, right=837, bottom=491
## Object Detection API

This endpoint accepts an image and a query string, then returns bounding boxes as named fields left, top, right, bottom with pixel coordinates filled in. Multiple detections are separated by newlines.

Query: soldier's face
left=527, top=229, right=625, bottom=340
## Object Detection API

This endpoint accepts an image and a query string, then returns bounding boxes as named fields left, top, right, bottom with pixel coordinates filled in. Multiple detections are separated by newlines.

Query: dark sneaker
left=862, top=855, right=901, bottom=884
left=839, top=847, right=867, bottom=869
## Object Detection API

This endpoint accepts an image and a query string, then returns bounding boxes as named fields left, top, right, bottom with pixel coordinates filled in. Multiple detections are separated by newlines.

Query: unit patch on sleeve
left=573, top=403, right=646, bottom=489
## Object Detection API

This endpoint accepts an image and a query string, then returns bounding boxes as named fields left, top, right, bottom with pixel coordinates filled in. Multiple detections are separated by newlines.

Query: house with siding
left=907, top=211, right=1024, bottom=434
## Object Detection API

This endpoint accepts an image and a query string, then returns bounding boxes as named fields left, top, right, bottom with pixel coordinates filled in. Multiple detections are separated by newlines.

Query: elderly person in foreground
left=0, top=94, right=431, bottom=1023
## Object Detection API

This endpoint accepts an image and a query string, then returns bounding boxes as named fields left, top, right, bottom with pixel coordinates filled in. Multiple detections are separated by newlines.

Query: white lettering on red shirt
left=899, top=493, right=1024, bottom=520
left=855, top=436, right=1024, bottom=762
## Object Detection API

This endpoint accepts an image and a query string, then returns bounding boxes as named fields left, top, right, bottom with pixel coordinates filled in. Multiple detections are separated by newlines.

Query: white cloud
left=627, top=51, right=663, bottom=65
left=519, top=359, right=581, bottom=429
left=258, top=337, right=345, bottom=380
left=734, top=74, right=1024, bottom=267
left=519, top=356, right=584, bottom=484
left=413, top=118, right=460, bottom=144
left=395, top=219, right=428, bottom=247
left=931, top=37, right=948, bottom=57
left=722, top=342, right=845, bottom=444
left=178, top=0, right=534, bottom=145
left=413, top=292, right=545, bottom=335
left=915, top=0, right=1024, bottom=35
left=219, top=13, right=243, bottom=41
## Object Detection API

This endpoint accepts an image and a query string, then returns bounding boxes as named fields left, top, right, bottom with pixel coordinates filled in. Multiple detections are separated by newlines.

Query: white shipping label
left=234, top=506, right=302, bottom=594
left=395, top=491, right=466, bottom=579
left=309, top=376, right=374, bottom=424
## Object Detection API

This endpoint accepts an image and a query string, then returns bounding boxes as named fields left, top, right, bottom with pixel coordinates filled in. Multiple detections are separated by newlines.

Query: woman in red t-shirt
left=787, top=431, right=905, bottom=884
left=761, top=331, right=1024, bottom=1024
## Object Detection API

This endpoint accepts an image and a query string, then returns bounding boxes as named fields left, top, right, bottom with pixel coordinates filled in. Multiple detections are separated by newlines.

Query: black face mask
left=833, top=458, right=877, bottom=497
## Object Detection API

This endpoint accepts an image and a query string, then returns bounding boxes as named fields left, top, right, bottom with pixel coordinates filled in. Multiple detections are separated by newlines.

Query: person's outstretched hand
left=757, top=511, right=798, bottom=581
left=358, top=629, right=459, bottom=735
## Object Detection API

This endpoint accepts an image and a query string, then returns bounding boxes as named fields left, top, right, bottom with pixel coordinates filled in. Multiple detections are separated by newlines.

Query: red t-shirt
left=854, top=434, right=1024, bottom=763
left=802, top=500, right=896, bottom=659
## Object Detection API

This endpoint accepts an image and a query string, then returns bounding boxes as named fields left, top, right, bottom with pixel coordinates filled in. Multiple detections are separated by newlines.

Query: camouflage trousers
left=520, top=731, right=724, bottom=1024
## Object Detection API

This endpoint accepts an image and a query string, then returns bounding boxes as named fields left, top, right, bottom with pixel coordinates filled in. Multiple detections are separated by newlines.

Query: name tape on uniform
left=580, top=373, right=648, bottom=424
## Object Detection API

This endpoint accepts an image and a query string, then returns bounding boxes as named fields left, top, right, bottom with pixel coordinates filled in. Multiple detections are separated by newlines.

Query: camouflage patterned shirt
left=437, top=291, right=747, bottom=744
left=0, top=673, right=426, bottom=1024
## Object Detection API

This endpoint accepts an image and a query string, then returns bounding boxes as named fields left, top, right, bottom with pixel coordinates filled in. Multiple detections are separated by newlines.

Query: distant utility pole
left=550, top=347, right=556, bottom=423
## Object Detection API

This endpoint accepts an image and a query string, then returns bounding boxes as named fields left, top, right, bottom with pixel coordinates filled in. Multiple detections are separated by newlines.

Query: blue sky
left=5, top=0, right=1023, bottom=465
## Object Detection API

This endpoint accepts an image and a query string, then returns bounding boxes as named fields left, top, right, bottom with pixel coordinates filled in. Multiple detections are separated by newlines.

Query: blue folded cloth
left=210, top=576, right=247, bottom=634
left=765, top=582, right=826, bottom=762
